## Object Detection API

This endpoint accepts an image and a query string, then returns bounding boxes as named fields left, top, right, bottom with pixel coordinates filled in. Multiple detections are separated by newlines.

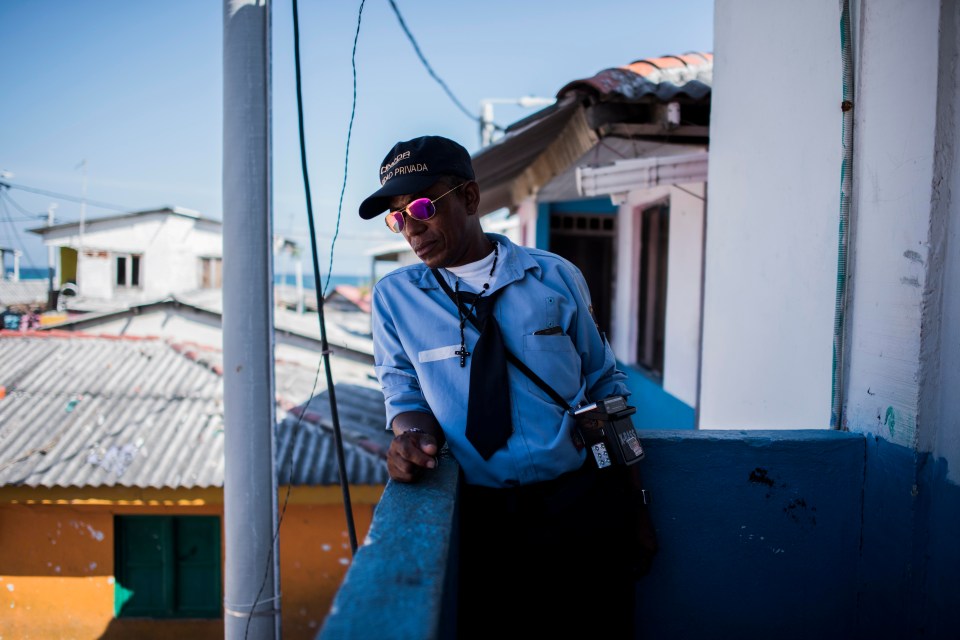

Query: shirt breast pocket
left=521, top=334, right=581, bottom=402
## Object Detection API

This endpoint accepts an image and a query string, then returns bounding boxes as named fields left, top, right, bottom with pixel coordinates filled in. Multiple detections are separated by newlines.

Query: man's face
left=388, top=180, right=474, bottom=269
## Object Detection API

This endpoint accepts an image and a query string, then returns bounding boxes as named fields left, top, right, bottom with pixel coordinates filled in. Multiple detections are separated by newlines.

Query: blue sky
left=0, top=0, right=713, bottom=278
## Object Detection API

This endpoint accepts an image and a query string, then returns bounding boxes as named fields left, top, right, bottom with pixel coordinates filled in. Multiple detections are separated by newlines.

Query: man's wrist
left=399, top=427, right=433, bottom=441
left=399, top=427, right=446, bottom=450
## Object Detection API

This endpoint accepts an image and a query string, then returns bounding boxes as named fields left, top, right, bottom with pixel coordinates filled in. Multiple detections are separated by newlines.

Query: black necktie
left=463, top=292, right=513, bottom=459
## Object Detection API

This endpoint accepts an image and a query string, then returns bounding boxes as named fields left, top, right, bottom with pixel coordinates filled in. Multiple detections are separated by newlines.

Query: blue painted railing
left=319, top=429, right=959, bottom=639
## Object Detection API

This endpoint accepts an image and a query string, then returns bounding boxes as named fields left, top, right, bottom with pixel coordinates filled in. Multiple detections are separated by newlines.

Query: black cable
left=387, top=0, right=490, bottom=127
left=672, top=184, right=706, bottom=201
left=244, top=2, right=365, bottom=638
left=293, top=0, right=362, bottom=554
left=0, top=190, right=48, bottom=220
left=323, top=0, right=364, bottom=298
left=0, top=196, right=40, bottom=272
left=0, top=216, right=45, bottom=223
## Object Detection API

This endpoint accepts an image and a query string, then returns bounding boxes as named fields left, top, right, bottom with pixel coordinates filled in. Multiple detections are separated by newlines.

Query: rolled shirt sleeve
left=372, top=285, right=432, bottom=430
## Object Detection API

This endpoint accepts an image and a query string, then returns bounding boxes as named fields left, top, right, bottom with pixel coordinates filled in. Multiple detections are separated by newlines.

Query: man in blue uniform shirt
left=359, top=135, right=656, bottom=637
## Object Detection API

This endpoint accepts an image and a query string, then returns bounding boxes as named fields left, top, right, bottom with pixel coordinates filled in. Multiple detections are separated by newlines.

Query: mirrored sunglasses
left=385, top=183, right=464, bottom=233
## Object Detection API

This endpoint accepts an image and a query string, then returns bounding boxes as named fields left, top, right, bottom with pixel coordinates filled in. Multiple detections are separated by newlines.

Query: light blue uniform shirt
left=372, top=233, right=629, bottom=488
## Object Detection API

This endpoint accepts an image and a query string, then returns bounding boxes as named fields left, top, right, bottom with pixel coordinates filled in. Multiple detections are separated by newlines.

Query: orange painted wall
left=277, top=488, right=377, bottom=639
left=0, top=486, right=381, bottom=640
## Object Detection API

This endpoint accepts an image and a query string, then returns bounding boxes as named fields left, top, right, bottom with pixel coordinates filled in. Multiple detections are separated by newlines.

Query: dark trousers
left=457, top=463, right=636, bottom=638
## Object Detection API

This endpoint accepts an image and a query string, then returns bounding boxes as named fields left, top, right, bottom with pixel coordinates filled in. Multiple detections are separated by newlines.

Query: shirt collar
left=410, top=233, right=540, bottom=289
left=410, top=233, right=541, bottom=291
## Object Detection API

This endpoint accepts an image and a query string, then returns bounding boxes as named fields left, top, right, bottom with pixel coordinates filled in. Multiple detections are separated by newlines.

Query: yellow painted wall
left=0, top=486, right=381, bottom=640
left=59, top=246, right=77, bottom=285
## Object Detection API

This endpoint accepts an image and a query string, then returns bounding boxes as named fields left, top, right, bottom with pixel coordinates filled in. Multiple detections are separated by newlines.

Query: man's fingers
left=401, top=432, right=438, bottom=467
left=386, top=432, right=439, bottom=482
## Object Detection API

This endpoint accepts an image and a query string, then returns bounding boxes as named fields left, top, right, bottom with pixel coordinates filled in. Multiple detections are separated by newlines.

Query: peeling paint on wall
left=903, top=249, right=924, bottom=264
left=784, top=497, right=818, bottom=527
left=849, top=400, right=917, bottom=448
left=876, top=406, right=917, bottom=447
left=748, top=467, right=775, bottom=487
left=69, top=520, right=105, bottom=542
left=86, top=442, right=140, bottom=476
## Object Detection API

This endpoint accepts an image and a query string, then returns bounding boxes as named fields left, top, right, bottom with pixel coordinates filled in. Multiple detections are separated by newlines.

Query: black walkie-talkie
left=573, top=395, right=645, bottom=468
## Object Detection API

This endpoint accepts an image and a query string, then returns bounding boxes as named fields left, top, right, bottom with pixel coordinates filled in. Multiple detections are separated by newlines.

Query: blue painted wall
left=320, top=429, right=960, bottom=639
left=857, top=436, right=960, bottom=638
left=634, top=431, right=863, bottom=639
left=916, top=451, right=960, bottom=637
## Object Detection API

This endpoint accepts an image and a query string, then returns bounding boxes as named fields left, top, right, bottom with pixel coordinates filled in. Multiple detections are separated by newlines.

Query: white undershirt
left=444, top=242, right=500, bottom=293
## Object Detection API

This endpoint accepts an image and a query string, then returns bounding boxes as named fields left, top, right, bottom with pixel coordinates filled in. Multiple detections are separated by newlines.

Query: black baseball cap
left=358, top=135, right=476, bottom=220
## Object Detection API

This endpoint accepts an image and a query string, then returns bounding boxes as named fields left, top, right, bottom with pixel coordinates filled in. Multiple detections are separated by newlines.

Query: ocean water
left=274, top=272, right=369, bottom=291
left=8, top=267, right=367, bottom=292
left=6, top=268, right=51, bottom=280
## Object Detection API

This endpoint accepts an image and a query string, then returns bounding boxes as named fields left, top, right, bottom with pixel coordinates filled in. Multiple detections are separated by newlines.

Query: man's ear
left=462, top=180, right=481, bottom=216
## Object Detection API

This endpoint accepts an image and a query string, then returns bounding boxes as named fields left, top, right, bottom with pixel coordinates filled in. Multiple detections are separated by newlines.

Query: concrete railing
left=319, top=448, right=461, bottom=640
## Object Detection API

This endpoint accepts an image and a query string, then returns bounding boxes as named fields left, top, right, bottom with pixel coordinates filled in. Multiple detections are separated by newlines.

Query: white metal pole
left=480, top=100, right=495, bottom=147
left=47, top=203, right=57, bottom=307
left=77, top=160, right=86, bottom=288
left=222, top=1, right=280, bottom=638
left=478, top=97, right=555, bottom=147
left=295, top=259, right=304, bottom=314
left=78, top=160, right=86, bottom=252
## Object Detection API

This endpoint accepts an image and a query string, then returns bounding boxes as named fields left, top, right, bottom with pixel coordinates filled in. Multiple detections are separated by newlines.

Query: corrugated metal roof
left=0, top=332, right=389, bottom=490
left=276, top=384, right=392, bottom=485
left=0, top=280, right=48, bottom=309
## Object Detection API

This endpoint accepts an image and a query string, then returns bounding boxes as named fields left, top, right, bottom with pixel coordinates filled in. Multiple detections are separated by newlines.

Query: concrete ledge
left=319, top=450, right=460, bottom=640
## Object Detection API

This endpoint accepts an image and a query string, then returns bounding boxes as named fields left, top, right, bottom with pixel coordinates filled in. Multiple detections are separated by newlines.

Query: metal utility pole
left=479, top=96, right=556, bottom=147
left=222, top=1, right=280, bottom=639
left=295, top=259, right=304, bottom=314
left=10, top=250, right=20, bottom=282
left=77, top=159, right=87, bottom=254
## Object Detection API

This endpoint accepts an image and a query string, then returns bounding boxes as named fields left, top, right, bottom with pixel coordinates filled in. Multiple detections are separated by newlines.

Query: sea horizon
left=7, top=268, right=369, bottom=292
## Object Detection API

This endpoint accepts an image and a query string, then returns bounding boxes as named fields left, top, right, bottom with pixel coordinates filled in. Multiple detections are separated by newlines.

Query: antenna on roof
left=75, top=159, right=87, bottom=256
left=479, top=96, right=556, bottom=147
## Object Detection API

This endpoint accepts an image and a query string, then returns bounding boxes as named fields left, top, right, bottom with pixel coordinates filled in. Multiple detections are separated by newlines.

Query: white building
left=29, top=206, right=223, bottom=308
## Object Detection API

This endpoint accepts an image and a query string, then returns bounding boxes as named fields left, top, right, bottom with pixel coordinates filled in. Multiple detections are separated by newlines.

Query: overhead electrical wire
left=0, top=181, right=129, bottom=212
left=290, top=0, right=365, bottom=553
left=0, top=196, right=40, bottom=272
left=0, top=190, right=47, bottom=220
left=387, top=0, right=502, bottom=133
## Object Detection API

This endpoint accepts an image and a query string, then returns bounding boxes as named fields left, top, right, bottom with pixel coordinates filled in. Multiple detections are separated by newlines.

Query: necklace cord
left=452, top=243, right=499, bottom=368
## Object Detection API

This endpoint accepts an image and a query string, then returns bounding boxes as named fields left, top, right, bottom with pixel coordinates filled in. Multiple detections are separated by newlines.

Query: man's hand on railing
left=388, top=412, right=445, bottom=483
